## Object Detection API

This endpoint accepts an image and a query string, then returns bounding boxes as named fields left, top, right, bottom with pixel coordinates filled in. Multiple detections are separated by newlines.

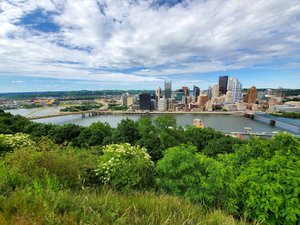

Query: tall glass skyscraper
left=164, top=81, right=172, bottom=99
left=228, top=77, right=242, bottom=103
left=218, top=75, right=228, bottom=95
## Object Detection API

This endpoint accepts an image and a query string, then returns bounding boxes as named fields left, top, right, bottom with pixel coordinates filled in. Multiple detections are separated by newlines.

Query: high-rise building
left=173, top=91, right=184, bottom=102
left=193, top=86, right=200, bottom=101
left=139, top=93, right=151, bottom=110
left=158, top=98, right=168, bottom=111
left=198, top=94, right=208, bottom=111
left=156, top=86, right=162, bottom=101
left=225, top=91, right=232, bottom=103
left=207, top=86, right=212, bottom=100
left=219, top=76, right=228, bottom=95
left=182, top=86, right=189, bottom=96
left=212, top=84, right=219, bottom=99
left=164, top=81, right=172, bottom=99
left=245, top=86, right=257, bottom=104
left=121, top=93, right=128, bottom=106
left=127, top=96, right=135, bottom=106
left=228, top=77, right=242, bottom=103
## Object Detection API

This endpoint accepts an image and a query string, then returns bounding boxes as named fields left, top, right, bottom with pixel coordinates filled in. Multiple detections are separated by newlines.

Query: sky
left=0, top=0, right=300, bottom=93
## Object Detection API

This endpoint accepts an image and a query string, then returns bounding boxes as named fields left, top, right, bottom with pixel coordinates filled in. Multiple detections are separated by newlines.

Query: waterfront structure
left=224, top=104, right=237, bottom=111
left=218, top=76, right=228, bottom=95
left=206, top=100, right=213, bottom=112
left=139, top=93, right=151, bottom=110
left=228, top=77, right=242, bottom=103
left=245, top=86, right=257, bottom=104
left=236, top=102, right=247, bottom=111
left=164, top=81, right=172, bottom=99
left=158, top=98, right=168, bottom=111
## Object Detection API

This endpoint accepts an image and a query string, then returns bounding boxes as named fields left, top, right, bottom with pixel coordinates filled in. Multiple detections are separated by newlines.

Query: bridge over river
left=26, top=110, right=245, bottom=120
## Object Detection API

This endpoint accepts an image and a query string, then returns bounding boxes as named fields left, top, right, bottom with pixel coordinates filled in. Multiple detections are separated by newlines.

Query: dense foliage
left=96, top=143, right=154, bottom=190
left=0, top=110, right=299, bottom=224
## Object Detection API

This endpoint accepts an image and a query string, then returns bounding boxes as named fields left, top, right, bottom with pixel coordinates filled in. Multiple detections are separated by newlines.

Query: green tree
left=156, top=144, right=237, bottom=211
left=136, top=117, right=161, bottom=161
left=184, top=127, right=224, bottom=152
left=203, top=136, right=245, bottom=157
left=112, top=118, right=140, bottom=145
left=77, top=122, right=112, bottom=147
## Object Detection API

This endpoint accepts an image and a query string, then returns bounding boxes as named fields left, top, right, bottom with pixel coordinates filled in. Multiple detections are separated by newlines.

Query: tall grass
left=0, top=183, right=251, bottom=225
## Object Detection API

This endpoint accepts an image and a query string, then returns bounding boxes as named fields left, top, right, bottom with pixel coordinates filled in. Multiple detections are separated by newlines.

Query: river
left=6, top=107, right=286, bottom=134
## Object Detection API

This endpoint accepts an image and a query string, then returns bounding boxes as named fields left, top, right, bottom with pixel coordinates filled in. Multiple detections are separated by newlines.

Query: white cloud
left=0, top=0, right=299, bottom=86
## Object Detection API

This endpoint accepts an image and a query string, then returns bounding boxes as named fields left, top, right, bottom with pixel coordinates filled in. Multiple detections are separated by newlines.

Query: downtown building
left=164, top=81, right=172, bottom=99
left=218, top=76, right=228, bottom=95
left=228, top=77, right=242, bottom=103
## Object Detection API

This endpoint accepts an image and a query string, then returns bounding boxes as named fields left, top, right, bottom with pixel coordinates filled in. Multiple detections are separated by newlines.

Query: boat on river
left=193, top=119, right=205, bottom=128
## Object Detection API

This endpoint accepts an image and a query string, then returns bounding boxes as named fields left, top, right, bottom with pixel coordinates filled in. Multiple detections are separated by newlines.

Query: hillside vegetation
left=0, top=110, right=299, bottom=224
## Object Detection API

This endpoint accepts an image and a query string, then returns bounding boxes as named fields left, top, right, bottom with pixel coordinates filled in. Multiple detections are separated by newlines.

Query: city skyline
left=0, top=0, right=300, bottom=92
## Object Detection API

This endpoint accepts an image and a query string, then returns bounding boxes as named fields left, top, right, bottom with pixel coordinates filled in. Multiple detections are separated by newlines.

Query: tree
left=136, top=117, right=161, bottom=161
left=77, top=122, right=112, bottom=147
left=184, top=127, right=224, bottom=152
left=203, top=136, right=245, bottom=157
left=112, top=118, right=140, bottom=145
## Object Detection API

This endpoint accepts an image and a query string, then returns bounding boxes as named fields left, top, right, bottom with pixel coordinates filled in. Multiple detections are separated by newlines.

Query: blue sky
left=0, top=0, right=299, bottom=93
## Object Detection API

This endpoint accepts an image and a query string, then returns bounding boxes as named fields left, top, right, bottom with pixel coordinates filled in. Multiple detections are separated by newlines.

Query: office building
left=164, top=81, right=172, bottom=99
left=182, top=86, right=189, bottom=96
left=193, top=86, right=200, bottom=101
left=156, top=86, right=162, bottom=101
left=158, top=98, right=168, bottom=111
left=245, top=86, right=257, bottom=104
left=198, top=94, right=208, bottom=111
left=173, top=91, right=184, bottom=102
left=228, top=77, right=242, bottom=103
left=219, top=76, right=228, bottom=95
left=139, top=93, right=151, bottom=110
left=207, top=86, right=212, bottom=100
left=212, top=84, right=219, bottom=99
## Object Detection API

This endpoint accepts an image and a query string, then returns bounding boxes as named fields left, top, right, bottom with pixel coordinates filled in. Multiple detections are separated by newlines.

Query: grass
left=0, top=185, right=251, bottom=225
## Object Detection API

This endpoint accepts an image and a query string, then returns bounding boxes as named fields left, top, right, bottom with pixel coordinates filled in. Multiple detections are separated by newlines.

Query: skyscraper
left=245, top=86, right=257, bottom=104
left=139, top=93, right=151, bottom=110
left=182, top=86, right=189, bottom=96
left=228, top=77, right=242, bottom=103
left=164, top=81, right=172, bottom=99
left=156, top=86, right=162, bottom=100
left=219, top=76, right=228, bottom=95
left=193, top=86, right=200, bottom=100
left=212, top=84, right=219, bottom=99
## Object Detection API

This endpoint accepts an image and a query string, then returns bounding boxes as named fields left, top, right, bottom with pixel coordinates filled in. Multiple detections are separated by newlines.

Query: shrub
left=4, top=139, right=99, bottom=188
left=0, top=133, right=34, bottom=152
left=96, top=143, right=155, bottom=190
left=234, top=133, right=300, bottom=224
left=156, top=144, right=237, bottom=212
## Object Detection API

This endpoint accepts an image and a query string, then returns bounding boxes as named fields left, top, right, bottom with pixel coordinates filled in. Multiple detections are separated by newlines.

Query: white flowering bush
left=0, top=133, right=34, bottom=151
left=96, top=143, right=155, bottom=190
